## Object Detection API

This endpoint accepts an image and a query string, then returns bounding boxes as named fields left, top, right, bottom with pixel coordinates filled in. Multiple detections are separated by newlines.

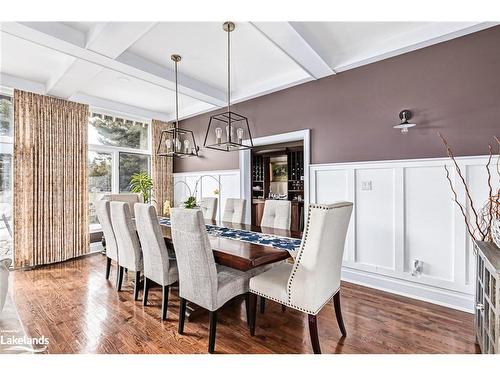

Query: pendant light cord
left=175, top=58, right=179, bottom=129
left=227, top=25, right=231, bottom=113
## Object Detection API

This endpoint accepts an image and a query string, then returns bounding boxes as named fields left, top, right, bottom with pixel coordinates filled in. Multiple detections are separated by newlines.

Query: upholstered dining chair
left=134, top=203, right=179, bottom=320
left=222, top=198, right=246, bottom=223
left=248, top=202, right=353, bottom=354
left=199, top=197, right=218, bottom=221
left=170, top=207, right=252, bottom=353
left=103, top=193, right=143, bottom=218
left=110, top=201, right=144, bottom=300
left=260, top=200, right=291, bottom=230
left=95, top=200, right=119, bottom=283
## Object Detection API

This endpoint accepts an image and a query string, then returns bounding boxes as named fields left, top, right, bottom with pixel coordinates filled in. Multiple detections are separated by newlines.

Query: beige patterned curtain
left=13, top=90, right=89, bottom=268
left=151, top=119, right=174, bottom=214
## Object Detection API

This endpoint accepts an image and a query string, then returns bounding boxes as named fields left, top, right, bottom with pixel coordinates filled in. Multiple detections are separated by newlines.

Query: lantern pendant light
left=156, top=54, right=199, bottom=158
left=203, top=21, right=253, bottom=152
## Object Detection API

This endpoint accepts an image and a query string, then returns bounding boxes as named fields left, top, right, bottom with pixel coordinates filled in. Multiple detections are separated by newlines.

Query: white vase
left=492, top=219, right=500, bottom=249
left=0, top=258, right=12, bottom=315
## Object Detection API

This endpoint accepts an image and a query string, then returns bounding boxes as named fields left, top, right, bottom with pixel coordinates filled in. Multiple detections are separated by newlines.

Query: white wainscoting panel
left=173, top=169, right=241, bottom=221
left=310, top=155, right=495, bottom=313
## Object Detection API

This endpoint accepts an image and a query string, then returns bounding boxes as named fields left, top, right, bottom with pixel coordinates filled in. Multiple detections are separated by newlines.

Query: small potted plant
left=130, top=171, right=153, bottom=204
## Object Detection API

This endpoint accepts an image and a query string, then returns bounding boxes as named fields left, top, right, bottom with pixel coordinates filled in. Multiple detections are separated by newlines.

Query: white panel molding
left=250, top=22, right=335, bottom=79
left=341, top=267, right=474, bottom=313
left=173, top=169, right=241, bottom=221
left=311, top=154, right=492, bottom=312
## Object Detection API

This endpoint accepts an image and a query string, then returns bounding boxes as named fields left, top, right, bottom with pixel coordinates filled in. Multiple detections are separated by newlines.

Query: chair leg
left=161, top=285, right=170, bottom=321
left=281, top=304, right=286, bottom=312
left=244, top=293, right=250, bottom=326
left=116, top=266, right=124, bottom=291
left=308, top=314, right=321, bottom=354
left=208, top=310, right=217, bottom=354
left=142, top=277, right=150, bottom=306
left=105, top=257, right=111, bottom=280
left=259, top=296, right=266, bottom=314
left=249, top=293, right=257, bottom=336
left=133, top=271, right=141, bottom=301
left=333, top=291, right=347, bottom=336
left=178, top=298, right=186, bottom=334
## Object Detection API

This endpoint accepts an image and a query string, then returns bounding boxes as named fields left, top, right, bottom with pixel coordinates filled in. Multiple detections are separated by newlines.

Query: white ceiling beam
left=45, top=22, right=157, bottom=98
left=0, top=22, right=227, bottom=107
left=0, top=72, right=172, bottom=121
left=251, top=22, right=335, bottom=79
left=0, top=72, right=46, bottom=94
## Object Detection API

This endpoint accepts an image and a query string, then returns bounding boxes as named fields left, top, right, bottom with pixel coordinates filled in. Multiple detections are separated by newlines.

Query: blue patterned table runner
left=158, top=217, right=301, bottom=252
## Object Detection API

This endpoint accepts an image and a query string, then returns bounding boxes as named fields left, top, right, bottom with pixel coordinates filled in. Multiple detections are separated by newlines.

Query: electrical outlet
left=361, top=181, right=373, bottom=191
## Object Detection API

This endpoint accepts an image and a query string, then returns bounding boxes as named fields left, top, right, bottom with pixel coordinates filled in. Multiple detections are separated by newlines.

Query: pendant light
left=203, top=21, right=253, bottom=152
left=157, top=54, right=199, bottom=158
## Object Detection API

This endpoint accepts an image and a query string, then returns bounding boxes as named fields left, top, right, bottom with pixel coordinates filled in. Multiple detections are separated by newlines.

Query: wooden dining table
left=159, top=219, right=302, bottom=271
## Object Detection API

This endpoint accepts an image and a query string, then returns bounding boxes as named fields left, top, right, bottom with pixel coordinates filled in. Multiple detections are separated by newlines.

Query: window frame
left=88, top=107, right=152, bottom=231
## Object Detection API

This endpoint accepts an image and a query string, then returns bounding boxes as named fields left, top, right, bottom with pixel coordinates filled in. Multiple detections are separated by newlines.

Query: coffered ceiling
left=0, top=21, right=496, bottom=121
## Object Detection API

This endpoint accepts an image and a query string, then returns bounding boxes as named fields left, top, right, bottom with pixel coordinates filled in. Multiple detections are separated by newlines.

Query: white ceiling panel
left=290, top=22, right=488, bottom=71
left=79, top=68, right=214, bottom=117
left=127, top=22, right=310, bottom=101
left=0, top=32, right=74, bottom=84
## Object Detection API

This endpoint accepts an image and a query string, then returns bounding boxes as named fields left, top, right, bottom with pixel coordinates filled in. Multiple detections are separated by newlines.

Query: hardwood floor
left=11, top=253, right=479, bottom=354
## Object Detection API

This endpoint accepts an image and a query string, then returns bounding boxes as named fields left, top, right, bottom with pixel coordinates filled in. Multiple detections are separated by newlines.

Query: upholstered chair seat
left=135, top=203, right=179, bottom=320
left=199, top=197, right=218, bottom=221
left=222, top=198, right=246, bottom=223
left=95, top=200, right=119, bottom=284
left=170, top=207, right=253, bottom=353
left=102, top=193, right=142, bottom=218
left=248, top=202, right=353, bottom=354
left=110, top=201, right=144, bottom=300
left=261, top=200, right=291, bottom=230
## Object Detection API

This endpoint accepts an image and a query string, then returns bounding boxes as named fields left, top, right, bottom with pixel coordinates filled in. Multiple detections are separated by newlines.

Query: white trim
left=240, top=129, right=310, bottom=224
left=173, top=169, right=240, bottom=178
left=341, top=266, right=474, bottom=313
left=250, top=22, right=335, bottom=79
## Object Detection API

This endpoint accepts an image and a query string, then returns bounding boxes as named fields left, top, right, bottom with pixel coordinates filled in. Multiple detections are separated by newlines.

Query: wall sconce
left=393, top=109, right=416, bottom=134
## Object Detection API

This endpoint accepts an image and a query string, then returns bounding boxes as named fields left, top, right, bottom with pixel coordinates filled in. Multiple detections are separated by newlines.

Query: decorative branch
left=438, top=132, right=487, bottom=240
left=486, top=144, right=494, bottom=240
left=443, top=164, right=476, bottom=239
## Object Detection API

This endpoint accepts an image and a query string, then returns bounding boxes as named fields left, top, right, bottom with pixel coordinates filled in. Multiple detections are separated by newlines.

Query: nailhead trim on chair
left=251, top=203, right=349, bottom=315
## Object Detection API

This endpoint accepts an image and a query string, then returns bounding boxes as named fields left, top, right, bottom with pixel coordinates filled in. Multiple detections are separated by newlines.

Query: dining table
left=158, top=218, right=303, bottom=320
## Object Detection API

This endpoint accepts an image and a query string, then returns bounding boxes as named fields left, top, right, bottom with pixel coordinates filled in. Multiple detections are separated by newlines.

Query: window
left=118, top=153, right=150, bottom=193
left=88, top=111, right=151, bottom=231
left=0, top=93, right=13, bottom=258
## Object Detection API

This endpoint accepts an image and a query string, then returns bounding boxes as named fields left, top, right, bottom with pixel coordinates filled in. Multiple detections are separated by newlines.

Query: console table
left=474, top=241, right=500, bottom=354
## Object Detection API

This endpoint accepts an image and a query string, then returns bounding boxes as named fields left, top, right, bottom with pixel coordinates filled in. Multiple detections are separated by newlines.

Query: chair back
left=261, top=200, right=291, bottom=230
left=222, top=198, right=246, bottom=223
left=170, top=208, right=218, bottom=310
left=288, top=202, right=353, bottom=313
left=102, top=193, right=142, bottom=218
left=95, top=200, right=118, bottom=262
left=199, top=197, right=218, bottom=220
left=135, top=203, right=173, bottom=286
left=110, top=201, right=143, bottom=272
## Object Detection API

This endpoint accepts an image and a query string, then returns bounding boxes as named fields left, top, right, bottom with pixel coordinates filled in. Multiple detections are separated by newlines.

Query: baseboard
left=341, top=266, right=474, bottom=313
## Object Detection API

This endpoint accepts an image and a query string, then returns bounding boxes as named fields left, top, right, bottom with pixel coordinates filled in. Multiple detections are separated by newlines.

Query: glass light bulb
left=184, top=139, right=190, bottom=153
left=215, top=127, right=222, bottom=144
left=237, top=128, right=244, bottom=144
left=175, top=138, right=182, bottom=152
left=165, top=138, right=172, bottom=150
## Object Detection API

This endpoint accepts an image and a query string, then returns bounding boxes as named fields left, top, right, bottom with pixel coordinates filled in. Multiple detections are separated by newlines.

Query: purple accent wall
left=175, top=26, right=500, bottom=173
